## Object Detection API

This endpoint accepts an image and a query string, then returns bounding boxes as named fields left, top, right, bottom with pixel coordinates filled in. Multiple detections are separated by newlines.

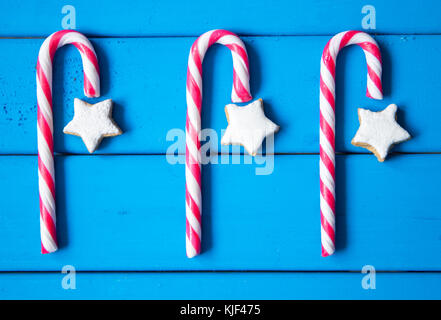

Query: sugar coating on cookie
left=351, top=104, right=411, bottom=162
left=221, top=98, right=279, bottom=156
left=63, top=98, right=122, bottom=153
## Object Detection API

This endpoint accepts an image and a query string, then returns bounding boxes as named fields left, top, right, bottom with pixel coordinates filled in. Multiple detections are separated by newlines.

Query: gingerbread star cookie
left=221, top=98, right=279, bottom=156
left=351, top=104, right=411, bottom=162
left=63, top=98, right=122, bottom=153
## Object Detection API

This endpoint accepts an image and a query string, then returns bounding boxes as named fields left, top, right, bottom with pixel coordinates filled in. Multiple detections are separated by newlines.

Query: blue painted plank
left=0, top=272, right=439, bottom=299
left=0, top=36, right=439, bottom=154
left=0, top=154, right=440, bottom=271
left=0, top=1, right=440, bottom=36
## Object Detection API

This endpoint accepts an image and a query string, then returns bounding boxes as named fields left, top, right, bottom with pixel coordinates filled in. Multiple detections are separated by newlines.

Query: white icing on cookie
left=221, top=98, right=279, bottom=156
left=63, top=98, right=122, bottom=153
left=351, top=104, right=411, bottom=162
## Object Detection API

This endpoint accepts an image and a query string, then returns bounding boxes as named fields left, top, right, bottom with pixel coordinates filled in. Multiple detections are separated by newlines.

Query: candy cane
left=37, top=30, right=100, bottom=253
left=320, top=31, right=383, bottom=256
left=186, top=29, right=252, bottom=258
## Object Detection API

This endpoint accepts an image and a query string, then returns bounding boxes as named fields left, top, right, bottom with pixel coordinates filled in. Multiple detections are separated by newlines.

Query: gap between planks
left=0, top=152, right=440, bottom=157
left=0, top=270, right=440, bottom=274
left=1, top=33, right=441, bottom=40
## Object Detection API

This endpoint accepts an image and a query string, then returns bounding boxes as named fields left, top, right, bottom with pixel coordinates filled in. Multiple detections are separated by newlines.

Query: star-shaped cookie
left=221, top=98, right=279, bottom=156
left=351, top=104, right=411, bottom=162
left=63, top=98, right=122, bottom=153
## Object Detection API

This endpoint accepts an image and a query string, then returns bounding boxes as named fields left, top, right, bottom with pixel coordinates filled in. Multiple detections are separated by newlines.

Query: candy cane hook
left=186, top=29, right=252, bottom=258
left=320, top=31, right=383, bottom=257
left=37, top=30, right=100, bottom=253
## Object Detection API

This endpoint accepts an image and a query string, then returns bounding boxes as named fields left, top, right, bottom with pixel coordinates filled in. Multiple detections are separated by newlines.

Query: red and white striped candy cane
left=37, top=30, right=100, bottom=253
left=186, top=29, right=252, bottom=258
left=320, top=31, right=383, bottom=257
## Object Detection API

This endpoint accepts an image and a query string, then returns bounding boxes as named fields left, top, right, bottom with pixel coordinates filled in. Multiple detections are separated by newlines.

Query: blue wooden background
left=0, top=0, right=440, bottom=299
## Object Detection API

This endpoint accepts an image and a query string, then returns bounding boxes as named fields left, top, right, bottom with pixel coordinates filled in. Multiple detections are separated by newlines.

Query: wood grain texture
left=0, top=154, right=439, bottom=271
left=0, top=272, right=440, bottom=300
left=1, top=0, right=440, bottom=300
left=0, top=36, right=439, bottom=154
left=0, top=1, right=440, bottom=36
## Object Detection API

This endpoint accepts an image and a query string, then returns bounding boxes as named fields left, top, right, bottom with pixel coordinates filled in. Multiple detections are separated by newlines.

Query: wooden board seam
left=3, top=33, right=441, bottom=39
left=1, top=270, right=440, bottom=274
